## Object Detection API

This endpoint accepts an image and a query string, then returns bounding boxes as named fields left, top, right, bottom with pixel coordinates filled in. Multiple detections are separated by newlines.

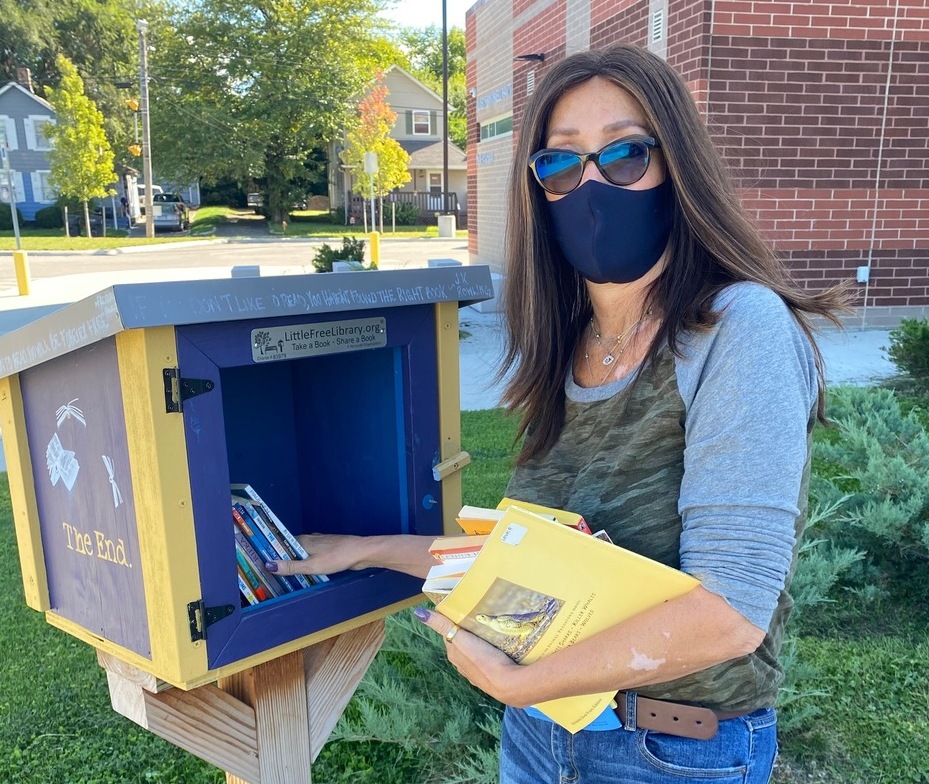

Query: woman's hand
left=267, top=533, right=438, bottom=579
left=413, top=607, right=531, bottom=707
left=267, top=533, right=366, bottom=577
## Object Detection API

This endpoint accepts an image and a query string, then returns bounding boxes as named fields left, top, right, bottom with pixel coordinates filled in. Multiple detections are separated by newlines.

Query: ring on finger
left=445, top=625, right=460, bottom=643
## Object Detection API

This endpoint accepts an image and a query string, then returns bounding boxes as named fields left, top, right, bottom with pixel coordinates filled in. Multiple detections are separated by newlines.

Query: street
left=0, top=236, right=472, bottom=293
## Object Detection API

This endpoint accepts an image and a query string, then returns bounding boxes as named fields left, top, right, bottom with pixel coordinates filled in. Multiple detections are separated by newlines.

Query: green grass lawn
left=1, top=405, right=927, bottom=783
left=281, top=209, right=468, bottom=239
left=0, top=228, right=196, bottom=251
left=1, top=208, right=466, bottom=251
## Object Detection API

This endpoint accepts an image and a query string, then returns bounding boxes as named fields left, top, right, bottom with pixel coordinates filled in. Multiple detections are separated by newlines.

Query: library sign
left=251, top=316, right=387, bottom=363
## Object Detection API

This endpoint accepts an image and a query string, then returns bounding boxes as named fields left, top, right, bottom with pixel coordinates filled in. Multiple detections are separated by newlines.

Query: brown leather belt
left=613, top=692, right=747, bottom=740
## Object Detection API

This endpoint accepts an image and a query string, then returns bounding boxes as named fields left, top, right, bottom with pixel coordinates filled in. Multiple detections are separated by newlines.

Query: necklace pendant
left=602, top=355, right=615, bottom=366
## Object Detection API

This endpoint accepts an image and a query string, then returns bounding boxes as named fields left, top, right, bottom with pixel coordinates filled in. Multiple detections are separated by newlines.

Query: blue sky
left=379, top=0, right=471, bottom=30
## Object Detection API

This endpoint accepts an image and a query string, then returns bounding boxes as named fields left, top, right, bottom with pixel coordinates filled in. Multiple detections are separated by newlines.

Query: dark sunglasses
left=528, top=135, right=660, bottom=195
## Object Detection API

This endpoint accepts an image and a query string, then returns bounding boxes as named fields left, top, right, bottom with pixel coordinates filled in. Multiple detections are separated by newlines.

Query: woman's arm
left=268, top=533, right=437, bottom=579
left=420, top=585, right=765, bottom=707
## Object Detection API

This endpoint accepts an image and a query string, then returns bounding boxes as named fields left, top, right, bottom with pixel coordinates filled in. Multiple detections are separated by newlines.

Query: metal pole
left=442, top=0, right=449, bottom=216
left=369, top=178, right=375, bottom=231
left=2, top=154, right=21, bottom=250
left=137, top=19, right=155, bottom=239
left=2, top=149, right=30, bottom=295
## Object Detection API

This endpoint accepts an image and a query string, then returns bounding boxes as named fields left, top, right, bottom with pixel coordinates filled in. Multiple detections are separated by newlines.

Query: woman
left=270, top=43, right=848, bottom=783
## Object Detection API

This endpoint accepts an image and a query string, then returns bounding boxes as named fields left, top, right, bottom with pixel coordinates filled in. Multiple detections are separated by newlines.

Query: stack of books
left=423, top=499, right=699, bottom=733
left=231, top=483, right=328, bottom=606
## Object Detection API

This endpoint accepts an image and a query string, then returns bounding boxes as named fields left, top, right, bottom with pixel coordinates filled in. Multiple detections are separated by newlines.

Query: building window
left=32, top=170, right=56, bottom=202
left=25, top=115, right=55, bottom=151
left=479, top=114, right=513, bottom=142
left=1, top=116, right=18, bottom=150
left=412, top=110, right=431, bottom=135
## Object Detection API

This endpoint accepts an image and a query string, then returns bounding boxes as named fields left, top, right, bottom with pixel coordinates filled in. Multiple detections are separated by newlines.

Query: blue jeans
left=500, top=705, right=778, bottom=784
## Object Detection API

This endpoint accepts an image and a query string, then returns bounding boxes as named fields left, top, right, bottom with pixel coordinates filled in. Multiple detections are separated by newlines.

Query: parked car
left=137, top=183, right=164, bottom=216
left=150, top=192, right=191, bottom=232
left=67, top=210, right=104, bottom=237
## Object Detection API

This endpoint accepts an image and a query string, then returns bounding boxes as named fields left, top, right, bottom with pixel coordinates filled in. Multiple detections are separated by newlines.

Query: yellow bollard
left=13, top=249, right=31, bottom=296
left=368, top=230, right=380, bottom=269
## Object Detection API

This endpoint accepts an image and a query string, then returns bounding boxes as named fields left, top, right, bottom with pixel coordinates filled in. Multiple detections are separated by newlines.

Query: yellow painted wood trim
left=53, top=595, right=422, bottom=691
left=116, top=327, right=207, bottom=684
left=0, top=374, right=49, bottom=610
left=434, top=301, right=464, bottom=535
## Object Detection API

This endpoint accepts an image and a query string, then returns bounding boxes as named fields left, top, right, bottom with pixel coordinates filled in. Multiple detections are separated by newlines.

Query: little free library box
left=0, top=266, right=493, bottom=691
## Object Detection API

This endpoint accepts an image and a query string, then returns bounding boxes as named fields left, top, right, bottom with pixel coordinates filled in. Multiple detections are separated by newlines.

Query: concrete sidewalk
left=457, top=307, right=899, bottom=411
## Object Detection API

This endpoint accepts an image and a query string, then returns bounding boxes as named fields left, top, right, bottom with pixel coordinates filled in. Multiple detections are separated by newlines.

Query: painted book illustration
left=426, top=505, right=700, bottom=733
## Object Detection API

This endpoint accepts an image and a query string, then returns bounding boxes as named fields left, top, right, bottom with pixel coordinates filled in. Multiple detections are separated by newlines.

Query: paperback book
left=231, top=483, right=327, bottom=606
left=425, top=504, right=699, bottom=733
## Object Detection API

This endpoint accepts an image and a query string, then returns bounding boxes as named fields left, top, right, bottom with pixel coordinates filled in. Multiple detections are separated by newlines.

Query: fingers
left=265, top=558, right=301, bottom=576
left=413, top=606, right=459, bottom=643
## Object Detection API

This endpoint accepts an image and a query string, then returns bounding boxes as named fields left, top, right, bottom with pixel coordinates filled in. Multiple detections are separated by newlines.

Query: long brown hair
left=500, top=43, right=849, bottom=463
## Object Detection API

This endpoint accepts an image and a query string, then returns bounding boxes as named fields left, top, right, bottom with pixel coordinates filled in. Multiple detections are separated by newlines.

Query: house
left=329, top=65, right=467, bottom=225
left=0, top=72, right=57, bottom=221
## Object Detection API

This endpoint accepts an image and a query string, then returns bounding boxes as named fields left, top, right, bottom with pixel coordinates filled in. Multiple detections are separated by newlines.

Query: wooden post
left=99, top=619, right=386, bottom=784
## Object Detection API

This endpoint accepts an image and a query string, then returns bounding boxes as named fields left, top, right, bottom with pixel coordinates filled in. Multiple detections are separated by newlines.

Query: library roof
left=0, top=266, right=494, bottom=377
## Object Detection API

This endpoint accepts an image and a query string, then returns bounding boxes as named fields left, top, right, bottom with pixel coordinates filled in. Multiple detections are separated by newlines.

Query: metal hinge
left=187, top=600, right=235, bottom=642
left=163, top=368, right=215, bottom=413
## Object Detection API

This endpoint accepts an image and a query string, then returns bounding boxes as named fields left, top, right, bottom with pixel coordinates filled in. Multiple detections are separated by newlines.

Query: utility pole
left=441, top=0, right=449, bottom=217
left=137, top=19, right=155, bottom=238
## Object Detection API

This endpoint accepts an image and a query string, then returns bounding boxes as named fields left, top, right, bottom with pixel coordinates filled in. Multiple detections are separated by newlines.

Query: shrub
left=810, top=386, right=929, bottom=596
left=34, top=204, right=65, bottom=229
left=311, top=236, right=369, bottom=272
left=326, top=611, right=501, bottom=784
left=390, top=201, right=421, bottom=226
left=0, top=202, right=23, bottom=230
left=886, top=318, right=929, bottom=395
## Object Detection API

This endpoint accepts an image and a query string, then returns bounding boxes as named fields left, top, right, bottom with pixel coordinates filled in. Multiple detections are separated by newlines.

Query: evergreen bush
left=0, top=202, right=23, bottom=230
left=390, top=201, right=421, bottom=226
left=34, top=204, right=64, bottom=229
left=311, top=236, right=369, bottom=272
left=811, top=386, right=929, bottom=595
left=886, top=317, right=929, bottom=395
left=329, top=611, right=501, bottom=783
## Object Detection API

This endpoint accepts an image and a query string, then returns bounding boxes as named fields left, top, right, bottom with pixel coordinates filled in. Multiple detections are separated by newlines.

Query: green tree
left=396, top=25, right=467, bottom=149
left=0, top=0, right=138, bottom=167
left=341, top=73, right=411, bottom=204
left=45, top=55, right=116, bottom=238
left=147, top=0, right=395, bottom=222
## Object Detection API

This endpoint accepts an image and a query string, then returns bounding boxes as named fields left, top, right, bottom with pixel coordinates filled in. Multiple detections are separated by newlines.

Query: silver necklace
left=584, top=310, right=651, bottom=385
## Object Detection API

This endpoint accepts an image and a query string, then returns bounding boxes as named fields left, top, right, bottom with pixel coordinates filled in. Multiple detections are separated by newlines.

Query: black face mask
left=547, top=178, right=674, bottom=284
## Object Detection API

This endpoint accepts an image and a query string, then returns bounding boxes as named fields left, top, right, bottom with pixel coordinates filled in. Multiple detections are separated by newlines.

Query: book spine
left=236, top=485, right=322, bottom=587
left=234, top=528, right=283, bottom=598
left=232, top=503, right=295, bottom=593
left=239, top=500, right=307, bottom=591
left=237, top=566, right=259, bottom=606
left=235, top=542, right=272, bottom=602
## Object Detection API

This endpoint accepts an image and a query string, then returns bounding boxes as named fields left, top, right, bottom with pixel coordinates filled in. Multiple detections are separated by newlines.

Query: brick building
left=465, top=0, right=929, bottom=324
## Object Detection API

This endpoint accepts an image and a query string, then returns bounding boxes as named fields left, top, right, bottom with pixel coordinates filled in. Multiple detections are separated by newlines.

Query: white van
left=137, top=184, right=164, bottom=215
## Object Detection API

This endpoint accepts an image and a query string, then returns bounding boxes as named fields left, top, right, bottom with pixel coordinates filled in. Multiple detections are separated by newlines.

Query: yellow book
left=456, top=499, right=591, bottom=536
left=496, top=497, right=592, bottom=534
left=432, top=505, right=699, bottom=733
